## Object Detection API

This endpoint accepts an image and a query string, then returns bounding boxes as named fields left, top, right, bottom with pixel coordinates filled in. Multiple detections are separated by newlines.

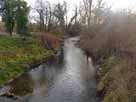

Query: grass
left=0, top=36, right=53, bottom=85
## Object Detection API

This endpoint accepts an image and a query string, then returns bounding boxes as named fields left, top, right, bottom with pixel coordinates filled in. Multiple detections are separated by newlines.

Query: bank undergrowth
left=80, top=11, right=136, bottom=102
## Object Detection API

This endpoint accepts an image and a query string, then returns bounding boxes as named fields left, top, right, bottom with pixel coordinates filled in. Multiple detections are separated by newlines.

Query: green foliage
left=15, top=0, right=30, bottom=37
left=3, top=0, right=29, bottom=37
left=0, top=36, right=52, bottom=84
left=3, top=0, right=16, bottom=35
left=99, top=56, right=116, bottom=76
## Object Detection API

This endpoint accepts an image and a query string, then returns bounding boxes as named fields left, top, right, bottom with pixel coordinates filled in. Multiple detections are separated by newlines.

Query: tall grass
left=80, top=11, right=136, bottom=102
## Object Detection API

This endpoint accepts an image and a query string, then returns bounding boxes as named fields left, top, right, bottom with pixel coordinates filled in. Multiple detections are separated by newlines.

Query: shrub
left=33, top=32, right=61, bottom=50
left=80, top=11, right=136, bottom=102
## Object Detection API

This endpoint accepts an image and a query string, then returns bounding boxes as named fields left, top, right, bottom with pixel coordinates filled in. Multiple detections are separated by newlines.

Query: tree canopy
left=3, top=0, right=29, bottom=36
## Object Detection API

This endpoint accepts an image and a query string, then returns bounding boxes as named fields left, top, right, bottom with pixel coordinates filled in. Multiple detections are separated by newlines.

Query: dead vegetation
left=80, top=11, right=136, bottom=102
left=33, top=32, right=62, bottom=50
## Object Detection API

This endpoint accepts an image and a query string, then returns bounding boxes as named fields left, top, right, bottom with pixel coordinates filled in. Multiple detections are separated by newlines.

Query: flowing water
left=0, top=37, right=98, bottom=102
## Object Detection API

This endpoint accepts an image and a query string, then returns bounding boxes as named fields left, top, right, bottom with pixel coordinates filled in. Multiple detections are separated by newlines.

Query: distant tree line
left=28, top=0, right=108, bottom=37
left=0, top=0, right=110, bottom=37
left=29, top=0, right=80, bottom=36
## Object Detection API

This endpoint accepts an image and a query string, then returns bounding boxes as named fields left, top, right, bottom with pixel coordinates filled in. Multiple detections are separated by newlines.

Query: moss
left=104, top=90, right=136, bottom=102
left=0, top=36, right=53, bottom=85
left=98, top=56, right=117, bottom=77
left=104, top=88, right=130, bottom=102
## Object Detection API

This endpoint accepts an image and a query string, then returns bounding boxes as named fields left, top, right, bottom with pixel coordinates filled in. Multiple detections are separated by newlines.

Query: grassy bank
left=0, top=36, right=53, bottom=85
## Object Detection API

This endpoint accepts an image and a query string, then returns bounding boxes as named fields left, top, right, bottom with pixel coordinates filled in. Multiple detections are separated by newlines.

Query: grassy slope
left=0, top=36, right=53, bottom=85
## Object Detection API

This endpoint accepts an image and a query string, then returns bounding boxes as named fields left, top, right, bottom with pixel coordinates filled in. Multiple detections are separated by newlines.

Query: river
left=0, top=37, right=99, bottom=102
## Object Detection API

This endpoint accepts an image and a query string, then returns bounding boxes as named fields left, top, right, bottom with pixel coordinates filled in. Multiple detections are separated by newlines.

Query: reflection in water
left=10, top=74, right=34, bottom=96
left=0, top=37, right=98, bottom=102
left=29, top=65, right=47, bottom=95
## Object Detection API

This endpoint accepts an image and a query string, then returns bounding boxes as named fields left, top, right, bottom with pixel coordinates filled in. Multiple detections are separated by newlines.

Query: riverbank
left=96, top=56, right=136, bottom=102
left=80, top=40, right=136, bottom=102
left=80, top=17, right=136, bottom=101
left=0, top=36, right=54, bottom=85
left=80, top=36, right=136, bottom=102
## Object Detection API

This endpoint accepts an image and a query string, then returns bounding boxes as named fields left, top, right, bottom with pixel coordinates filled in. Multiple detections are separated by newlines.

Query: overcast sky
left=25, top=0, right=136, bottom=11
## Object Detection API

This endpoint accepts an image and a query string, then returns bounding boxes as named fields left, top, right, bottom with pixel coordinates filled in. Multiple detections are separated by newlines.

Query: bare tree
left=93, top=0, right=106, bottom=25
left=34, top=0, right=55, bottom=32
left=35, top=0, right=45, bottom=31
left=79, top=0, right=110, bottom=26
left=32, top=0, right=80, bottom=35
left=66, top=6, right=79, bottom=35
left=80, top=0, right=93, bottom=27
left=53, top=1, right=68, bottom=33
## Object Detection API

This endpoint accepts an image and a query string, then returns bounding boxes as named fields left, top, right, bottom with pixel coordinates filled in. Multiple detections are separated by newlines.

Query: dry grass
left=80, top=11, right=136, bottom=102
left=80, top=12, right=136, bottom=60
left=97, top=57, right=136, bottom=102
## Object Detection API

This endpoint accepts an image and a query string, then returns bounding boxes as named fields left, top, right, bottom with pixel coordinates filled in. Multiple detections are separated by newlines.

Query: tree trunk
left=9, top=31, right=12, bottom=36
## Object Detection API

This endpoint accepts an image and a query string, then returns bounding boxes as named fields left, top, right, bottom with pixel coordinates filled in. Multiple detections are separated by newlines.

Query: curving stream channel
left=0, top=37, right=99, bottom=102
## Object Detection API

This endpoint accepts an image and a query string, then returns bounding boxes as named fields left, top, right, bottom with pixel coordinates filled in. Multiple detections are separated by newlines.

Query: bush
left=33, top=32, right=61, bottom=50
